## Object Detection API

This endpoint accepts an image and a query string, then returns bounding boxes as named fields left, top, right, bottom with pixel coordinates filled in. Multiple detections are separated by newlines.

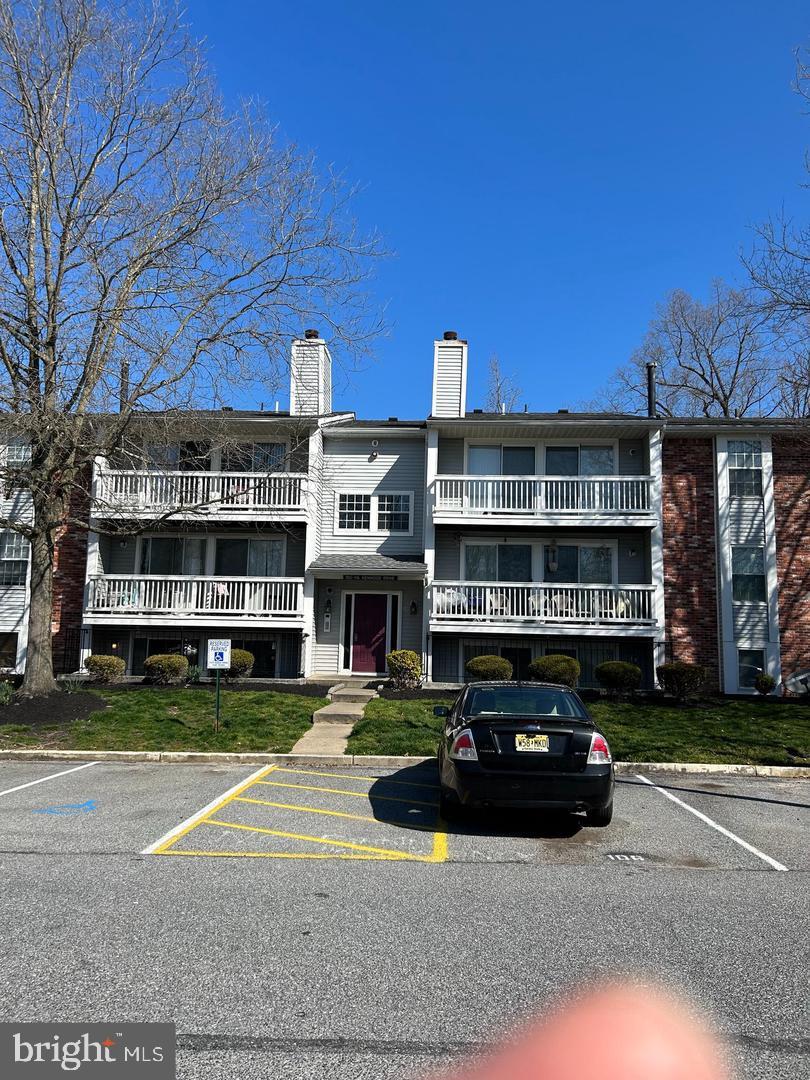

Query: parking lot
left=0, top=757, right=806, bottom=871
left=1, top=758, right=808, bottom=1080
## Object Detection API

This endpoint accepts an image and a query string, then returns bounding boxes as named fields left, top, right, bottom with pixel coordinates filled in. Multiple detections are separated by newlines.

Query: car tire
left=585, top=800, right=613, bottom=827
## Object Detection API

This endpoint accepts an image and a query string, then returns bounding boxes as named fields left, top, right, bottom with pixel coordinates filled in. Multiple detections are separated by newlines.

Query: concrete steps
left=289, top=682, right=378, bottom=755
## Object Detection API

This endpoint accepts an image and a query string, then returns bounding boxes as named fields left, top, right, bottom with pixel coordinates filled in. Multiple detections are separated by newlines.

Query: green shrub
left=528, top=654, right=581, bottom=688
left=84, top=654, right=126, bottom=683
left=186, top=664, right=203, bottom=685
left=465, top=654, right=513, bottom=681
left=226, top=648, right=254, bottom=680
left=594, top=660, right=642, bottom=697
left=656, top=661, right=706, bottom=702
left=0, top=680, right=14, bottom=706
left=386, top=649, right=422, bottom=689
left=755, top=672, right=776, bottom=696
left=143, top=653, right=189, bottom=685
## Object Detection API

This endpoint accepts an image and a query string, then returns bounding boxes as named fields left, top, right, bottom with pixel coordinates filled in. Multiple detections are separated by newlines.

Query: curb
left=0, top=749, right=808, bottom=777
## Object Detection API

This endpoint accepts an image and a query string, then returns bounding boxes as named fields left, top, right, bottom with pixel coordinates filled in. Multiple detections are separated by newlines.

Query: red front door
left=351, top=594, right=388, bottom=673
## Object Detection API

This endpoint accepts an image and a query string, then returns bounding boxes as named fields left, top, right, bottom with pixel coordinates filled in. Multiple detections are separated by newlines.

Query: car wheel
left=585, top=800, right=613, bottom=827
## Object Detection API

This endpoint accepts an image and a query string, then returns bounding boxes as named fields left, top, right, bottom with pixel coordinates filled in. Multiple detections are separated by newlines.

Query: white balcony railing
left=434, top=475, right=653, bottom=516
left=431, top=582, right=656, bottom=625
left=94, top=470, right=307, bottom=516
left=86, top=575, right=304, bottom=617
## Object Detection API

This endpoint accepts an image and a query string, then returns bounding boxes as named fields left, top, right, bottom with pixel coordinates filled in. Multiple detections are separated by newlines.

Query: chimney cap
left=304, top=328, right=320, bottom=340
left=443, top=330, right=458, bottom=340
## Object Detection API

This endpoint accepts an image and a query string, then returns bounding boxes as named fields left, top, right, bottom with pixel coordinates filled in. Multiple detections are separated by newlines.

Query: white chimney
left=290, top=329, right=333, bottom=415
left=431, top=330, right=468, bottom=418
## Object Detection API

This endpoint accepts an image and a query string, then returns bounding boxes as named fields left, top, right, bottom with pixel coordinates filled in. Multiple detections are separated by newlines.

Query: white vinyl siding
left=431, top=341, right=466, bottom=418
left=320, top=438, right=425, bottom=557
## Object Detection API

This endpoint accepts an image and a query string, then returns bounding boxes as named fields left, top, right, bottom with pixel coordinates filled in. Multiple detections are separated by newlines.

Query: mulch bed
left=0, top=692, right=106, bottom=731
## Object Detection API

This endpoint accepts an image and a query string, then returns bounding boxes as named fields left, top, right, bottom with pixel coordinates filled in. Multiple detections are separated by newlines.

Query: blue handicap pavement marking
left=32, top=799, right=97, bottom=816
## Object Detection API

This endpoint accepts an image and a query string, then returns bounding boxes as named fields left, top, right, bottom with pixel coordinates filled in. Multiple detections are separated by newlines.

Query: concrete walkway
left=289, top=684, right=377, bottom=756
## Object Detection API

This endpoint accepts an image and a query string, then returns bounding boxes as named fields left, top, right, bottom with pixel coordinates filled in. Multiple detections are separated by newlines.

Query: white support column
left=648, top=428, right=666, bottom=679
left=80, top=530, right=100, bottom=669
left=423, top=427, right=439, bottom=682
left=301, top=426, right=322, bottom=677
left=761, top=435, right=782, bottom=689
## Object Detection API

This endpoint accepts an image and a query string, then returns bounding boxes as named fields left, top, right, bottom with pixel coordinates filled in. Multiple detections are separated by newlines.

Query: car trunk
left=469, top=715, right=594, bottom=773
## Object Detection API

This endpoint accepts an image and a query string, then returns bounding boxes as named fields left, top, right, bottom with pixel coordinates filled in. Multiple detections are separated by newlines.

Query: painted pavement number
left=147, top=765, right=448, bottom=862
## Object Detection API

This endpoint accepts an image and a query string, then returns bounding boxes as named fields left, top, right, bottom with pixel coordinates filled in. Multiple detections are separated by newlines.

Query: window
left=224, top=442, right=285, bottom=472
left=464, top=543, right=531, bottom=582
left=545, top=445, right=615, bottom=476
left=5, top=437, right=31, bottom=465
left=0, top=632, right=18, bottom=668
left=338, top=494, right=371, bottom=530
left=738, top=648, right=765, bottom=689
left=544, top=544, right=613, bottom=584
left=215, top=538, right=284, bottom=576
left=0, top=531, right=28, bottom=585
left=732, top=546, right=767, bottom=603
left=140, top=537, right=205, bottom=576
left=728, top=440, right=763, bottom=498
left=336, top=493, right=413, bottom=533
left=466, top=685, right=588, bottom=719
left=377, top=494, right=411, bottom=532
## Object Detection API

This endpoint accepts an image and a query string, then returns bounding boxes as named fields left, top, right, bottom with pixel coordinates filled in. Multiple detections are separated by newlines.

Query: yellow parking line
left=274, top=767, right=439, bottom=790
left=150, top=764, right=278, bottom=855
left=203, top=817, right=421, bottom=859
left=234, top=795, right=435, bottom=830
left=159, top=849, right=409, bottom=860
left=254, top=779, right=438, bottom=807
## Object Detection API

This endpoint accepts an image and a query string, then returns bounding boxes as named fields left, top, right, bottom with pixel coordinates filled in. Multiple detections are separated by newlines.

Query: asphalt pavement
left=0, top=759, right=807, bottom=1079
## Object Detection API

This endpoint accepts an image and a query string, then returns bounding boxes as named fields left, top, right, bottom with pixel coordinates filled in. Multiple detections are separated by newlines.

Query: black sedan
left=436, top=681, right=614, bottom=825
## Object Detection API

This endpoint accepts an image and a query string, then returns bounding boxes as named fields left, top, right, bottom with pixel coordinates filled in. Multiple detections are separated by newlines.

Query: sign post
left=207, top=639, right=232, bottom=732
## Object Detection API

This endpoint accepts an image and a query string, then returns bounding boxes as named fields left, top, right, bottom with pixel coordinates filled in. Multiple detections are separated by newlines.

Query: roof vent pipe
left=646, top=362, right=657, bottom=418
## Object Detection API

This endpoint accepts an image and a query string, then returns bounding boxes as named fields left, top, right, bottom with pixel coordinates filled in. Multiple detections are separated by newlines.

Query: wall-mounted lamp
left=118, top=538, right=129, bottom=549
left=111, top=642, right=118, bottom=651
left=409, top=600, right=418, bottom=616
left=547, top=542, right=559, bottom=574
left=369, top=438, right=379, bottom=461
left=324, top=597, right=332, bottom=616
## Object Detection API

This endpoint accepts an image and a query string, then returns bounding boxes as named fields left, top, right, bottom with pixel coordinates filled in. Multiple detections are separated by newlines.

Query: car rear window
left=465, top=687, right=588, bottom=719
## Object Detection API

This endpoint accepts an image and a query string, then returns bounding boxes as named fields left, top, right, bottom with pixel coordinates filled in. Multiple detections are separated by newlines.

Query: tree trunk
left=19, top=529, right=58, bottom=698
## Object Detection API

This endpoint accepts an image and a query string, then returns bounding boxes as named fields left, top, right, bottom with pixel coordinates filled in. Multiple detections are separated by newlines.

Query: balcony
left=84, top=575, right=305, bottom=627
left=433, top=475, right=655, bottom=525
left=93, top=469, right=307, bottom=521
left=430, top=581, right=657, bottom=633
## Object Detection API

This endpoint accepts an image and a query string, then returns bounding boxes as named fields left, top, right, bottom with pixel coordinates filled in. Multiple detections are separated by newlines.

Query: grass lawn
left=345, top=695, right=810, bottom=766
left=0, top=688, right=327, bottom=753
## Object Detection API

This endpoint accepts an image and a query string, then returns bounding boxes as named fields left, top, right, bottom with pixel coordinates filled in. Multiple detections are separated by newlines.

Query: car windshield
left=465, top=686, right=588, bottom=719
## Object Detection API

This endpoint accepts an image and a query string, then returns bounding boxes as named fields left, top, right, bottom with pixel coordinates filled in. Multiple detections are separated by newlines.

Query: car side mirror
left=433, top=705, right=449, bottom=717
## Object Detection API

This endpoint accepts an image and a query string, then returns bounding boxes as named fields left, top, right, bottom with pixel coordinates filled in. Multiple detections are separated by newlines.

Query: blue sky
left=189, top=0, right=809, bottom=418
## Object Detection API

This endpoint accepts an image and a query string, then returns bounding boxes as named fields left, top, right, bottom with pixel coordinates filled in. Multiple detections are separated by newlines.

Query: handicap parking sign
left=207, top=639, right=232, bottom=670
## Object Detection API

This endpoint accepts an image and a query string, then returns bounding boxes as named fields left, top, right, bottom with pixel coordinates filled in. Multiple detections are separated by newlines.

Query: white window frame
left=0, top=530, right=29, bottom=586
left=334, top=491, right=414, bottom=536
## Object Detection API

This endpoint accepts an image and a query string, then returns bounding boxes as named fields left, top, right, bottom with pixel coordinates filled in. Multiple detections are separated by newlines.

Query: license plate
left=515, top=734, right=550, bottom=753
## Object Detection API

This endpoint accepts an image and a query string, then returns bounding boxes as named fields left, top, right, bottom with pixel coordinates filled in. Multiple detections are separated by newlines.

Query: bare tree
left=485, top=355, right=522, bottom=413
left=589, top=282, right=782, bottom=417
left=0, top=0, right=382, bottom=696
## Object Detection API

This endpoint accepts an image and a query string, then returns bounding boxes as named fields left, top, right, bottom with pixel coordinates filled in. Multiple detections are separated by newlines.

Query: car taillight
left=449, top=728, right=478, bottom=761
left=587, top=732, right=612, bottom=764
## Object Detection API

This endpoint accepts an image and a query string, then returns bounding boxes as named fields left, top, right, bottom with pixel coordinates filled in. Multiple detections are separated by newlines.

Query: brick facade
left=772, top=433, right=810, bottom=687
left=51, top=482, right=91, bottom=674
left=661, top=437, right=720, bottom=689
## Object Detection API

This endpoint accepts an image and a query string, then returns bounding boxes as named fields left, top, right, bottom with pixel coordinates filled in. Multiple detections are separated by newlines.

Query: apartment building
left=1, top=330, right=807, bottom=694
